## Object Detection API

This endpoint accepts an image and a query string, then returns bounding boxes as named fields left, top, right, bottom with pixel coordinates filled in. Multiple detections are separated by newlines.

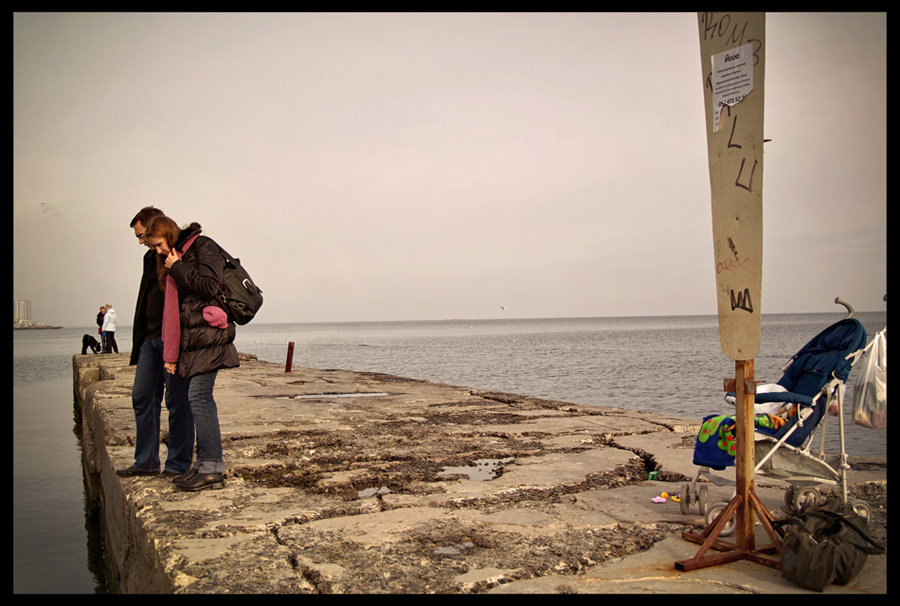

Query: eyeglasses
left=136, top=232, right=146, bottom=241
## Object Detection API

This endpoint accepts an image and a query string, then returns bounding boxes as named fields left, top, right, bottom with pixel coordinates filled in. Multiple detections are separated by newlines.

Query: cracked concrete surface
left=73, top=353, right=886, bottom=594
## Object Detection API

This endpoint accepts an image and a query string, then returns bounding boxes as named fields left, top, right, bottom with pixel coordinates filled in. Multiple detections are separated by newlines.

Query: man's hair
left=130, top=206, right=165, bottom=228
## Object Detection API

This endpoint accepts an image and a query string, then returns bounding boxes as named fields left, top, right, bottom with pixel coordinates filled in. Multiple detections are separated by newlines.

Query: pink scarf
left=161, top=233, right=199, bottom=365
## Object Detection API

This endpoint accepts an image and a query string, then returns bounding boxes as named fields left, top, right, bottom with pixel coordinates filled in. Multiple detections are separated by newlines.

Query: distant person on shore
left=116, top=207, right=194, bottom=479
left=96, top=305, right=107, bottom=352
left=144, top=216, right=240, bottom=492
left=101, top=303, right=119, bottom=353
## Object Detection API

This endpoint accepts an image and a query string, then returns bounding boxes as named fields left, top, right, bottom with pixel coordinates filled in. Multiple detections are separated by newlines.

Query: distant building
left=13, top=300, right=31, bottom=323
left=13, top=300, right=59, bottom=329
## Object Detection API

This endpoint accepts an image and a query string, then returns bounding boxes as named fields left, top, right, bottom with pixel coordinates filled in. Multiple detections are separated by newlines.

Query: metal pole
left=285, top=342, right=294, bottom=373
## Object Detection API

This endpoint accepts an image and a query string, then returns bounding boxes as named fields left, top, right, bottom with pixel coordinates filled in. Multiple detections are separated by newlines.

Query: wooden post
left=734, top=359, right=756, bottom=551
left=677, top=359, right=783, bottom=572
left=285, top=342, right=294, bottom=373
left=676, top=11, right=783, bottom=573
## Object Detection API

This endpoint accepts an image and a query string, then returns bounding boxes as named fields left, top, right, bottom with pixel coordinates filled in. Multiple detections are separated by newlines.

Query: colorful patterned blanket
left=692, top=407, right=797, bottom=469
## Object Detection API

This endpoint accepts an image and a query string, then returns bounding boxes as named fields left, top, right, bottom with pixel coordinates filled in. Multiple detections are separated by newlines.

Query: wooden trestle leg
left=675, top=360, right=784, bottom=572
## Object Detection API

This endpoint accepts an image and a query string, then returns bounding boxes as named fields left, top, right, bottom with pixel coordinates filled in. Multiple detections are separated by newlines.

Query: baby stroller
left=681, top=299, right=875, bottom=535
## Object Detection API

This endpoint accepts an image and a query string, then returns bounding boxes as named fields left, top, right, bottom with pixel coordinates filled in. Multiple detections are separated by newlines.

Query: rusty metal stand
left=675, top=360, right=784, bottom=572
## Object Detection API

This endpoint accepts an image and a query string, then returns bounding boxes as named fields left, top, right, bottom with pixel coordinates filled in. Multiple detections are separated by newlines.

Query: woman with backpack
left=143, top=216, right=240, bottom=492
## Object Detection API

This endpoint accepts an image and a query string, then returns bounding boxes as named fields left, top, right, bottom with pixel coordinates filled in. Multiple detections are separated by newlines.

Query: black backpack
left=216, top=245, right=263, bottom=325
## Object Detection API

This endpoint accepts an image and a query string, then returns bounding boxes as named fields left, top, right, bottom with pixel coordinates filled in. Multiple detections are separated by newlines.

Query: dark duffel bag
left=777, top=502, right=884, bottom=591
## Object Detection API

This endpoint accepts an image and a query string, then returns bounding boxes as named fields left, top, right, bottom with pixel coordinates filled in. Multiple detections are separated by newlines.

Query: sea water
left=232, top=313, right=887, bottom=454
left=13, top=312, right=887, bottom=593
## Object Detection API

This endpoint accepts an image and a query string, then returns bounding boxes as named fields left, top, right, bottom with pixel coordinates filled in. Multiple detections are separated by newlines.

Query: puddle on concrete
left=272, top=392, right=390, bottom=400
left=357, top=486, right=392, bottom=498
left=437, top=458, right=514, bottom=482
left=434, top=541, right=475, bottom=556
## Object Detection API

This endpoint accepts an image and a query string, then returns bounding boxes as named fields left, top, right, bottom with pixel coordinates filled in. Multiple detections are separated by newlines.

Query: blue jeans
left=131, top=337, right=194, bottom=473
left=187, top=370, right=225, bottom=474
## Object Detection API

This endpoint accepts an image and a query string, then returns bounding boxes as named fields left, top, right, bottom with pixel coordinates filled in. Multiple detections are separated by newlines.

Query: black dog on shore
left=82, top=334, right=102, bottom=355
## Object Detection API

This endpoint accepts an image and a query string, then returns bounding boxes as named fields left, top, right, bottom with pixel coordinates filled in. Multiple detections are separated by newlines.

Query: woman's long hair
left=144, top=215, right=182, bottom=291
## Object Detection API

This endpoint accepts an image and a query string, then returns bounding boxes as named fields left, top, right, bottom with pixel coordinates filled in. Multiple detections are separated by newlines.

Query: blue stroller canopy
left=777, top=318, right=867, bottom=395
left=694, top=318, right=867, bottom=469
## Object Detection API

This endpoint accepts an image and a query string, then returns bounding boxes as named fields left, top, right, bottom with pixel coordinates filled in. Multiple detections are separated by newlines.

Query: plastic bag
left=852, top=329, right=886, bottom=428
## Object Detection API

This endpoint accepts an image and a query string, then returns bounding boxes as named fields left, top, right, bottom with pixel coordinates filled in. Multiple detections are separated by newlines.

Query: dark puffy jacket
left=168, top=224, right=240, bottom=379
left=130, top=249, right=158, bottom=366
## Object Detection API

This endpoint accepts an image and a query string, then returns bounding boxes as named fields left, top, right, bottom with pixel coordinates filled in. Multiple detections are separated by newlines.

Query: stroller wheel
left=783, top=485, right=797, bottom=512
left=706, top=502, right=736, bottom=537
left=792, top=487, right=822, bottom=512
left=698, top=485, right=709, bottom=516
left=850, top=499, right=873, bottom=522
left=680, top=484, right=690, bottom=515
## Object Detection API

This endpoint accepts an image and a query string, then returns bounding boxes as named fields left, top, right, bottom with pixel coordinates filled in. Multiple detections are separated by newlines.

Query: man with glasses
left=117, top=207, right=194, bottom=478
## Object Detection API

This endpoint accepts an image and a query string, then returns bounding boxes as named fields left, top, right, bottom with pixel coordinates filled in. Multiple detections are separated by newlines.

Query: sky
left=13, top=12, right=886, bottom=327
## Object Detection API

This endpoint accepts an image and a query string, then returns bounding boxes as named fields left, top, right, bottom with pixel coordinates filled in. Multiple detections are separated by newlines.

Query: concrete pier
left=72, top=353, right=886, bottom=594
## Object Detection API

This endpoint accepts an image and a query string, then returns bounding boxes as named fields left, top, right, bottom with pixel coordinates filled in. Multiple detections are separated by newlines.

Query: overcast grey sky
left=13, top=12, right=886, bottom=327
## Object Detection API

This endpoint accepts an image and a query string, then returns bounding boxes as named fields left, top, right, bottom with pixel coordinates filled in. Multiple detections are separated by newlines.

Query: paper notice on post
left=711, top=43, right=754, bottom=132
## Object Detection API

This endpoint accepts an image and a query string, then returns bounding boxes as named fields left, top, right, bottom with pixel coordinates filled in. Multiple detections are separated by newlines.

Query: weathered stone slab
left=72, top=353, right=886, bottom=594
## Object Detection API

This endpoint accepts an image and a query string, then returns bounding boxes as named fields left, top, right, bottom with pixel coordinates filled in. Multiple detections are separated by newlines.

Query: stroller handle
left=834, top=297, right=855, bottom=319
